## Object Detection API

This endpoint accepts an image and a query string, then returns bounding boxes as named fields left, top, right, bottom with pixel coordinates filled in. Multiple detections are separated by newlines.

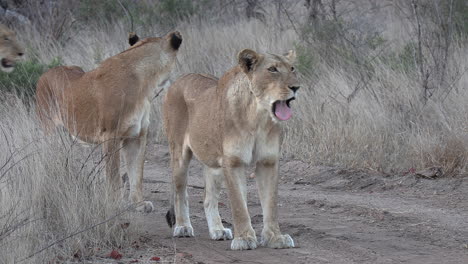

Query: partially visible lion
left=0, top=24, right=24, bottom=72
left=36, top=31, right=183, bottom=213
left=163, top=48, right=299, bottom=250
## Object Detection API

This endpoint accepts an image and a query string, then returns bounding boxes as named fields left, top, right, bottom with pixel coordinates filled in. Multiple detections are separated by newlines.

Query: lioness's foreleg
left=203, top=166, right=233, bottom=240
left=122, top=128, right=153, bottom=213
left=103, top=139, right=123, bottom=203
left=255, top=159, right=294, bottom=248
left=171, top=146, right=194, bottom=237
left=223, top=157, right=257, bottom=250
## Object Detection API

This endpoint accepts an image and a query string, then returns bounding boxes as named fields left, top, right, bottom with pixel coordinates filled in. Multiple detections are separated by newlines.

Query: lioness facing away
left=163, top=49, right=299, bottom=250
left=0, top=24, right=24, bottom=72
left=36, top=31, right=182, bottom=213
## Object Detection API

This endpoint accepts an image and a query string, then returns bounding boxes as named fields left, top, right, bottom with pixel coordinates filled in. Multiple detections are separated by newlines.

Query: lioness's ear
left=128, top=32, right=139, bottom=46
left=284, top=50, right=296, bottom=63
left=166, top=31, right=182, bottom=50
left=238, top=49, right=259, bottom=73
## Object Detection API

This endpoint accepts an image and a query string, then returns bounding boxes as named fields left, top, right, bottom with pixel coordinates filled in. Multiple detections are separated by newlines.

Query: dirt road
left=109, top=144, right=468, bottom=264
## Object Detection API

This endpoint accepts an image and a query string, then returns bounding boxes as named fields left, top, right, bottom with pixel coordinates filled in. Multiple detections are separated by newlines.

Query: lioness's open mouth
left=1, top=58, right=14, bottom=69
left=272, top=97, right=295, bottom=121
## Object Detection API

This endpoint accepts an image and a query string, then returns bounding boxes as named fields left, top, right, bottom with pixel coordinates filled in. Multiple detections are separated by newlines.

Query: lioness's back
left=178, top=73, right=218, bottom=100
left=163, top=73, right=220, bottom=158
left=164, top=73, right=218, bottom=120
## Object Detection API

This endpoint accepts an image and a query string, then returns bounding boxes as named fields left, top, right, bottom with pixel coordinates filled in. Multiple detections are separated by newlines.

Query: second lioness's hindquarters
left=36, top=31, right=182, bottom=213
left=163, top=49, right=300, bottom=250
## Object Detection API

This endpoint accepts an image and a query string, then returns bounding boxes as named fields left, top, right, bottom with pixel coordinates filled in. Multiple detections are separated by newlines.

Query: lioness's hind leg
left=35, top=88, right=60, bottom=135
left=103, top=139, right=124, bottom=204
left=122, top=129, right=153, bottom=213
left=171, top=145, right=194, bottom=237
left=204, top=166, right=233, bottom=240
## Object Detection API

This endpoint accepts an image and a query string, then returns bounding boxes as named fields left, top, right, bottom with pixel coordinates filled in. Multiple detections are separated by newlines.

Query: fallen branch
left=151, top=87, right=165, bottom=102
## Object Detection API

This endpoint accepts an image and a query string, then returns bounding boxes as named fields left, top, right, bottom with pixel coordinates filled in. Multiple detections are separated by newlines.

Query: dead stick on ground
left=151, top=87, right=165, bottom=102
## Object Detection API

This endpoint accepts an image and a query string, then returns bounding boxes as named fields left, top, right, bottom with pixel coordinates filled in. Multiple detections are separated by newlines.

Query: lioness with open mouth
left=163, top=48, right=299, bottom=250
left=36, top=31, right=182, bottom=213
left=0, top=24, right=24, bottom=72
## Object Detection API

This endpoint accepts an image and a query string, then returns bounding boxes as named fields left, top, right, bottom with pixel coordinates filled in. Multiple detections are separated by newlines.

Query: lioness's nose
left=289, top=86, right=300, bottom=93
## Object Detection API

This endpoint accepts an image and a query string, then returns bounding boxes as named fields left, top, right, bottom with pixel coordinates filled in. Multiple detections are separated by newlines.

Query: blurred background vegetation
left=1, top=0, right=467, bottom=103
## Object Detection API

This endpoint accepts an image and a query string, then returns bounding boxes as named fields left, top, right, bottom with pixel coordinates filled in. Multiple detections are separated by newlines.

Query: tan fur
left=36, top=31, right=182, bottom=212
left=0, top=24, right=24, bottom=72
left=163, top=49, right=299, bottom=250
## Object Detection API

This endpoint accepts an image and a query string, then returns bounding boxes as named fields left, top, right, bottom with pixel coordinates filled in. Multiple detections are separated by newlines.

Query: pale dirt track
left=105, top=144, right=468, bottom=264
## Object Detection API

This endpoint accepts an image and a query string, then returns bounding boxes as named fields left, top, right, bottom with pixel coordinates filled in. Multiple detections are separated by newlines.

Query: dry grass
left=0, top=96, right=135, bottom=263
left=1, top=1, right=467, bottom=262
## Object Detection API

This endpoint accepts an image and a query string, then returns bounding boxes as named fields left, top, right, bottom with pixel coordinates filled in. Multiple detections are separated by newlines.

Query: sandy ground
left=98, top=144, right=468, bottom=264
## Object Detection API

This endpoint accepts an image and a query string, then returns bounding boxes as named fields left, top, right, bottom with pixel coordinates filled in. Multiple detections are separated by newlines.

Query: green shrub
left=294, top=43, right=316, bottom=75
left=0, top=57, right=62, bottom=102
left=299, top=16, right=386, bottom=76
left=380, top=42, right=419, bottom=74
left=155, top=0, right=212, bottom=27
left=77, top=0, right=124, bottom=23
left=159, top=0, right=196, bottom=20
left=453, top=0, right=468, bottom=38
left=74, top=0, right=211, bottom=29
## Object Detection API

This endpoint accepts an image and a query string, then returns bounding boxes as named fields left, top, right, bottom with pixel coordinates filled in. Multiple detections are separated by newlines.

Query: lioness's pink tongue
left=274, top=101, right=292, bottom=121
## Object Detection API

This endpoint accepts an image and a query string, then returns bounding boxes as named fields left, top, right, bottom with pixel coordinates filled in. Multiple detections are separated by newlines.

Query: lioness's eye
left=291, top=67, right=295, bottom=72
left=268, top=66, right=278, bottom=73
left=3, top=37, right=8, bottom=41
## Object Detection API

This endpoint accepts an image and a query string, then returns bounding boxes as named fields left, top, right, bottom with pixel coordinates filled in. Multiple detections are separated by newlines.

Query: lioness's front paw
left=231, top=236, right=258, bottom=250
left=261, top=234, right=294, bottom=249
left=210, top=228, right=233, bottom=240
left=135, top=201, right=154, bottom=213
left=173, top=225, right=194, bottom=237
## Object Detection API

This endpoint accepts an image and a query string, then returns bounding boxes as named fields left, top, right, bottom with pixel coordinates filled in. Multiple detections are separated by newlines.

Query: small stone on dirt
left=294, top=178, right=312, bottom=185
left=109, top=250, right=122, bottom=260
left=73, top=249, right=81, bottom=259
left=139, top=236, right=151, bottom=243
left=177, top=252, right=192, bottom=259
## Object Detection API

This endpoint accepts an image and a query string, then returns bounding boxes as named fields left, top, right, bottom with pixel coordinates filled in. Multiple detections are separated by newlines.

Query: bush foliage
left=0, top=57, right=61, bottom=101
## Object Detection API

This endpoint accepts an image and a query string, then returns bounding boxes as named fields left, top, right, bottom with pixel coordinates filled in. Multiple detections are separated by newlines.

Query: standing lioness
left=163, top=49, right=299, bottom=250
left=36, top=31, right=182, bottom=212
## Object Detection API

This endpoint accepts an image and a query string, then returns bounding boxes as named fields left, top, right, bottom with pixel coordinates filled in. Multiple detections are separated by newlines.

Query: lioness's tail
left=165, top=205, right=175, bottom=227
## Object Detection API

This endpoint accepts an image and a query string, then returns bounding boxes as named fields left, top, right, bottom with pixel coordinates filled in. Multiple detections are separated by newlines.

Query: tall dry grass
left=0, top=96, right=135, bottom=263
left=1, top=1, right=467, bottom=262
